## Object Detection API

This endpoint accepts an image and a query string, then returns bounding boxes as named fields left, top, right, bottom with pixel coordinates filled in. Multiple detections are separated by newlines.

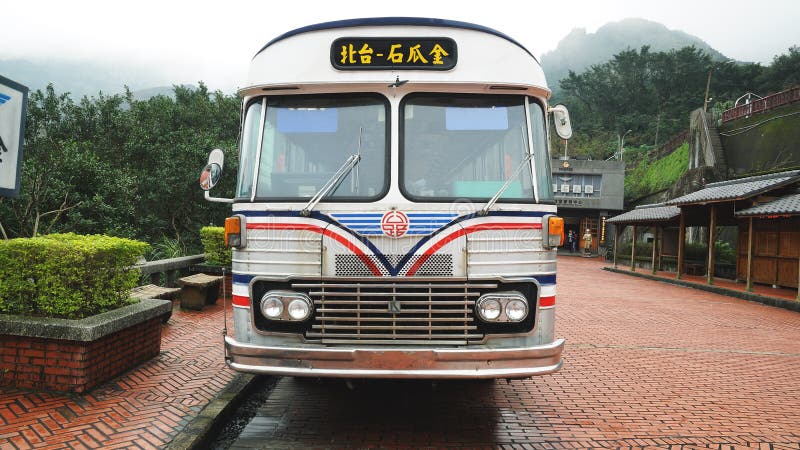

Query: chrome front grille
left=292, top=279, right=496, bottom=345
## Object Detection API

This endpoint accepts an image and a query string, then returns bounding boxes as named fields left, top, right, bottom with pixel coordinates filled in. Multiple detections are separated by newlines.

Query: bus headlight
left=475, top=292, right=528, bottom=322
left=260, top=296, right=284, bottom=319
left=287, top=298, right=312, bottom=321
left=505, top=299, right=528, bottom=322
left=260, top=291, right=313, bottom=321
left=476, top=298, right=502, bottom=321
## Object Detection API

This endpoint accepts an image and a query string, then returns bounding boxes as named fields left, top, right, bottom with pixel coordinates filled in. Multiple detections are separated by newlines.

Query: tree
left=757, top=46, right=800, bottom=94
left=0, top=83, right=241, bottom=255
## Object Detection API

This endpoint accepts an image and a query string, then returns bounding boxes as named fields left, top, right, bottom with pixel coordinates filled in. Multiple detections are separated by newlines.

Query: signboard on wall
left=0, top=75, right=28, bottom=197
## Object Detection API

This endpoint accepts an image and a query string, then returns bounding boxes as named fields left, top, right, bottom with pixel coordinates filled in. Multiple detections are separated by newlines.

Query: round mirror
left=199, top=163, right=222, bottom=191
left=551, top=104, right=573, bottom=140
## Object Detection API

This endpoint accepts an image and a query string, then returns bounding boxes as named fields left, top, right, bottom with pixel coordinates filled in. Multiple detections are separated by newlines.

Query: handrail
left=721, top=86, right=800, bottom=123
left=699, top=111, right=714, bottom=168
left=136, top=254, right=206, bottom=276
left=135, top=254, right=206, bottom=287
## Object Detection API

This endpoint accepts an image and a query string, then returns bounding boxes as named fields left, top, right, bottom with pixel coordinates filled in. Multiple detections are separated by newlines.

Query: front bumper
left=224, top=336, right=565, bottom=379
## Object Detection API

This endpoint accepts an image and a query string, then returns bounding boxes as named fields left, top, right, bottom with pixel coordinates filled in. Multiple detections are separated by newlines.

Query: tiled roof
left=607, top=204, right=681, bottom=224
left=735, top=192, right=800, bottom=217
left=666, top=170, right=800, bottom=205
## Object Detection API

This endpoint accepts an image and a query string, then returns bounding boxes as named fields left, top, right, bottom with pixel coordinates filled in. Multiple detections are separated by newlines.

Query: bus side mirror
left=550, top=105, right=573, bottom=140
left=199, top=149, right=225, bottom=191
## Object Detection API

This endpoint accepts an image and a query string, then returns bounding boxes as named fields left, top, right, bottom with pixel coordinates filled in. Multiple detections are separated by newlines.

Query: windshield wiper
left=301, top=130, right=363, bottom=216
left=478, top=152, right=533, bottom=216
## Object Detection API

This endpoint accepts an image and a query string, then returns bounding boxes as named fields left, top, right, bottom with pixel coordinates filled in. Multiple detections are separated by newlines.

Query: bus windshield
left=238, top=94, right=389, bottom=200
left=401, top=94, right=546, bottom=202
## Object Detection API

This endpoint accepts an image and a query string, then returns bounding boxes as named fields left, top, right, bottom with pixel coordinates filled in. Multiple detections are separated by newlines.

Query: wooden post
left=746, top=217, right=754, bottom=292
left=657, top=226, right=664, bottom=272
left=651, top=225, right=658, bottom=275
left=677, top=210, right=686, bottom=280
left=613, top=225, right=619, bottom=269
left=631, top=225, right=637, bottom=272
left=707, top=205, right=716, bottom=285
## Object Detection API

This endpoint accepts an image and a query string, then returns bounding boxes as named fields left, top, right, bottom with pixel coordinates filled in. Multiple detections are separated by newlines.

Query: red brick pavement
left=231, top=256, right=800, bottom=449
left=0, top=302, right=235, bottom=449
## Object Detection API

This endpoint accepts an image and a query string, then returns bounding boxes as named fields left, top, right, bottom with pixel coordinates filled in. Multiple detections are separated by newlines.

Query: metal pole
left=222, top=267, right=228, bottom=337
left=613, top=226, right=619, bottom=269
left=703, top=69, right=713, bottom=112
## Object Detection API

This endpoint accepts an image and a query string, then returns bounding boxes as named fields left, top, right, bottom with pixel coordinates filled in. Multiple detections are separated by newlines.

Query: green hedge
left=0, top=233, right=150, bottom=319
left=200, top=226, right=231, bottom=266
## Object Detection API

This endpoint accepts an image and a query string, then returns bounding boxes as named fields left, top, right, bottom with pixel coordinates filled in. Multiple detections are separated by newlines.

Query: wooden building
left=608, top=170, right=800, bottom=299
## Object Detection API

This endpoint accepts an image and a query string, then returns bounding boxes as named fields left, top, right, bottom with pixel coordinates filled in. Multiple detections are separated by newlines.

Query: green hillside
left=625, top=143, right=689, bottom=202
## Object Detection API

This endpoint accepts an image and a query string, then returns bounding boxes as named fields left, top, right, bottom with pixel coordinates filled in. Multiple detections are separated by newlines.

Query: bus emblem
left=381, top=210, right=409, bottom=238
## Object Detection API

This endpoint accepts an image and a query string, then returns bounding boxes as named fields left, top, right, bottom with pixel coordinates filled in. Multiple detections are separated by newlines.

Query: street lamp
left=618, top=129, right=632, bottom=161
left=703, top=59, right=735, bottom=112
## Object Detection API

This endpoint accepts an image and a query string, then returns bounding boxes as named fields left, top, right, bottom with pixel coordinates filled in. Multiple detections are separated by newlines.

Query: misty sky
left=3, top=0, right=799, bottom=93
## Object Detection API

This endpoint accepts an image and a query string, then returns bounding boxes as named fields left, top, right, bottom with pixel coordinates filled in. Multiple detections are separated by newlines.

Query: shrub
left=0, top=233, right=150, bottom=319
left=200, top=226, right=231, bottom=266
left=148, top=236, right=186, bottom=260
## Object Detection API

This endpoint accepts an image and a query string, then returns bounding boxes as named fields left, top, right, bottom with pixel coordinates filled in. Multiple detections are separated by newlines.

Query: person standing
left=566, top=230, right=574, bottom=253
left=582, top=228, right=592, bottom=256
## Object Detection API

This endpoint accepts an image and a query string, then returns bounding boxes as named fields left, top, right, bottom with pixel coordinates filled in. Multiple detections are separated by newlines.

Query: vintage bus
left=199, top=17, right=572, bottom=379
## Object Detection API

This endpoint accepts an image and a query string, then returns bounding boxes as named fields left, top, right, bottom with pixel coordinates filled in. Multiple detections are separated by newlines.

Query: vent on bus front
left=335, top=254, right=453, bottom=277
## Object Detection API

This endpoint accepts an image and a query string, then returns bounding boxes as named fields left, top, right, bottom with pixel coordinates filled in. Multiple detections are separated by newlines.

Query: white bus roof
left=242, top=17, right=550, bottom=98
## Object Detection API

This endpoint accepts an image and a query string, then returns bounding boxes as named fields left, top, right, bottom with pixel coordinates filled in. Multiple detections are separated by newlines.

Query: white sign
left=572, top=184, right=582, bottom=193
left=0, top=75, right=28, bottom=197
left=585, top=185, right=594, bottom=194
left=560, top=184, right=570, bottom=193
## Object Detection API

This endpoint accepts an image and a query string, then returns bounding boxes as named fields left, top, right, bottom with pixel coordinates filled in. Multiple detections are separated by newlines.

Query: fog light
left=505, top=299, right=528, bottom=322
left=260, top=296, right=283, bottom=319
left=287, top=298, right=312, bottom=321
left=477, top=298, right=502, bottom=321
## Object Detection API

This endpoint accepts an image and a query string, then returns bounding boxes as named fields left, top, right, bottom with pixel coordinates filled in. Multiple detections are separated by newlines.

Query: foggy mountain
left=541, top=18, right=730, bottom=95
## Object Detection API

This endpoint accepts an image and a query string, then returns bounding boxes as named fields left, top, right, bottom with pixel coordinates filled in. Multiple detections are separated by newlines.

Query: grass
left=625, top=142, right=688, bottom=202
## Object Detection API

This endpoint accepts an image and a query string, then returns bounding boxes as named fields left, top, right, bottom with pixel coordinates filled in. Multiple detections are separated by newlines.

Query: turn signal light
left=548, top=216, right=565, bottom=246
left=542, top=214, right=564, bottom=249
left=224, top=216, right=243, bottom=247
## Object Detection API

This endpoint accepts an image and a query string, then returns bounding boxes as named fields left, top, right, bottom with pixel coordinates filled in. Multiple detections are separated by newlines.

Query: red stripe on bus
left=406, top=222, right=542, bottom=276
left=245, top=222, right=382, bottom=276
left=233, top=295, right=250, bottom=307
left=540, top=296, right=555, bottom=307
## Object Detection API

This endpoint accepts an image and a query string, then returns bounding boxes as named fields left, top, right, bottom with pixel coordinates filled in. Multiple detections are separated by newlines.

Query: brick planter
left=0, top=299, right=171, bottom=393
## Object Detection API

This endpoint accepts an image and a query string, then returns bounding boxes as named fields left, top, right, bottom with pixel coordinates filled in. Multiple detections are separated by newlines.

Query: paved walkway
left=0, top=302, right=235, bottom=449
left=231, top=256, right=800, bottom=449
left=606, top=259, right=799, bottom=303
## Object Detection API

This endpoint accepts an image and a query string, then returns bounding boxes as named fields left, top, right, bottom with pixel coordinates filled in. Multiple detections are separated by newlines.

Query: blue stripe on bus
left=233, top=274, right=254, bottom=284
left=533, top=275, right=556, bottom=285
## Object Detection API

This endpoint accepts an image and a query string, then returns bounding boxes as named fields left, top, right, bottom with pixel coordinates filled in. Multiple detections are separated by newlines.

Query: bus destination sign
left=331, top=37, right=457, bottom=70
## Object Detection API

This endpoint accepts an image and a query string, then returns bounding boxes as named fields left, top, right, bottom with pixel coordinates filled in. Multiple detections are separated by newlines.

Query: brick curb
left=165, top=373, right=259, bottom=450
left=604, top=267, right=800, bottom=313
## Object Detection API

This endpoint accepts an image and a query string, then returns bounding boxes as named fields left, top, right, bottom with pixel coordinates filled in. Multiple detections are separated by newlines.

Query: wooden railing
left=721, top=86, right=800, bottom=123
left=136, top=254, right=205, bottom=287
